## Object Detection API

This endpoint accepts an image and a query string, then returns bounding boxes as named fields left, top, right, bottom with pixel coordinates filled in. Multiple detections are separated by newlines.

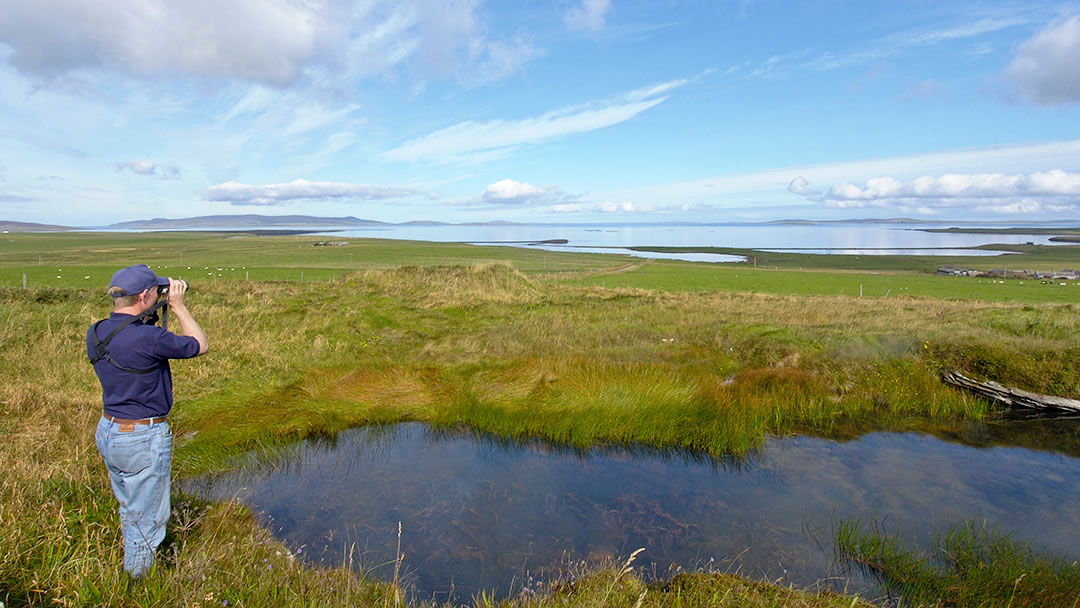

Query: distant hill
left=0, top=220, right=73, bottom=232
left=109, top=214, right=389, bottom=229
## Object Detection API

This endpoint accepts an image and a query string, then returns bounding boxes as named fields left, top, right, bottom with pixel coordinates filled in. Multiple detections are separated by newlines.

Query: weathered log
left=942, top=370, right=1080, bottom=413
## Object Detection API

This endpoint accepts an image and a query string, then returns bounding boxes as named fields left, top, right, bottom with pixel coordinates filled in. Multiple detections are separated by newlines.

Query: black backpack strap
left=89, top=308, right=164, bottom=375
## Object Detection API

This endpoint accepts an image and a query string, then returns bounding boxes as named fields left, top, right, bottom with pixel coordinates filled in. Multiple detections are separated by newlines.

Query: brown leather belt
left=103, top=413, right=168, bottom=426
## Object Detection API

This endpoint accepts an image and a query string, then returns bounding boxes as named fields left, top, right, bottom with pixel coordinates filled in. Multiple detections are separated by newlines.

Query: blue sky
left=1, top=0, right=1079, bottom=225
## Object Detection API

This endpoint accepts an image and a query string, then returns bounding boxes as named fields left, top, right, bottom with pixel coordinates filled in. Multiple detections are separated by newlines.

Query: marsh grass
left=3, top=237, right=1080, bottom=607
left=834, top=519, right=1080, bottom=607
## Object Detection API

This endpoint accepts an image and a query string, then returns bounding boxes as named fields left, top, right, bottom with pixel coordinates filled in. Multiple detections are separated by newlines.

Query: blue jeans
left=95, top=416, right=172, bottom=577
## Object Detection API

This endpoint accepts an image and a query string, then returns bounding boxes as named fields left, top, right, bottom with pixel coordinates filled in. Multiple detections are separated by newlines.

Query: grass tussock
left=834, top=519, right=1080, bottom=607
left=351, top=262, right=542, bottom=307
left=3, top=255, right=1080, bottom=607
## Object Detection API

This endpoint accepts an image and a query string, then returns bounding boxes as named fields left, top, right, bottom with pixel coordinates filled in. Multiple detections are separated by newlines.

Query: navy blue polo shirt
left=87, top=313, right=201, bottom=419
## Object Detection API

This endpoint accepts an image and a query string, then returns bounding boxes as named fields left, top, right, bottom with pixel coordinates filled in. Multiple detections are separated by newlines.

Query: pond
left=183, top=416, right=1080, bottom=603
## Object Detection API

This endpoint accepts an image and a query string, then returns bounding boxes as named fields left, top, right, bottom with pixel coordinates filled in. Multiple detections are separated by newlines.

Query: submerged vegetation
left=2, top=232, right=1079, bottom=606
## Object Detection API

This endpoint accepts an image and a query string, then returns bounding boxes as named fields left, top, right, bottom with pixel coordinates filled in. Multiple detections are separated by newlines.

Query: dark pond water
left=183, top=417, right=1080, bottom=603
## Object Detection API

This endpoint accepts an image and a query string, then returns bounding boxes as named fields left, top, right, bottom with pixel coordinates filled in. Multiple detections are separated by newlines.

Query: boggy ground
left=2, top=262, right=1079, bottom=607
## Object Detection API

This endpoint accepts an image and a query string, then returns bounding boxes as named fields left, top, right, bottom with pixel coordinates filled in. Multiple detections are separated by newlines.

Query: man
left=87, top=264, right=208, bottom=577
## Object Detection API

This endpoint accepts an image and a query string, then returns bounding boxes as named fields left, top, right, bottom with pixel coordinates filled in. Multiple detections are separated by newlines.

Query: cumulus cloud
left=116, top=160, right=180, bottom=179
left=204, top=179, right=425, bottom=206
left=787, top=176, right=819, bottom=197
left=478, top=179, right=579, bottom=207
left=597, top=201, right=652, bottom=213
left=0, top=0, right=533, bottom=86
left=565, top=0, right=612, bottom=32
left=381, top=78, right=684, bottom=163
left=0, top=0, right=327, bottom=84
left=1002, top=14, right=1080, bottom=105
left=791, top=170, right=1080, bottom=214
left=482, top=179, right=545, bottom=203
left=823, top=170, right=1080, bottom=201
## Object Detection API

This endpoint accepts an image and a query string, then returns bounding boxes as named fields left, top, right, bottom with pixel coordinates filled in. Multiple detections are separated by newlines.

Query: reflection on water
left=183, top=420, right=1080, bottom=602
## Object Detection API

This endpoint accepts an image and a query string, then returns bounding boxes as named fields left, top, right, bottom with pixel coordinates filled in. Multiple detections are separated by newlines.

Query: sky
left=1, top=0, right=1080, bottom=226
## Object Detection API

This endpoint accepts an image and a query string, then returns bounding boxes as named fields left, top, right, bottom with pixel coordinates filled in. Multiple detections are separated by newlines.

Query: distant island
left=0, top=220, right=72, bottom=232
left=108, top=214, right=390, bottom=229
left=4, top=214, right=1080, bottom=232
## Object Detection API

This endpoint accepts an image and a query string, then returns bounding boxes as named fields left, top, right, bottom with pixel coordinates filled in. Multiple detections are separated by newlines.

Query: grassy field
left=2, top=231, right=1079, bottom=607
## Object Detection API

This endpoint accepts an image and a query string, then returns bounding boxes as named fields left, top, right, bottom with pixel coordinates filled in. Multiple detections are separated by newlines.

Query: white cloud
left=787, top=176, right=818, bottom=196
left=552, top=203, right=583, bottom=213
left=463, top=36, right=543, bottom=86
left=786, top=170, right=1080, bottom=215
left=380, top=79, right=683, bottom=163
left=565, top=0, right=612, bottom=32
left=0, top=0, right=532, bottom=87
left=598, top=139, right=1080, bottom=206
left=478, top=179, right=579, bottom=207
left=0, top=0, right=327, bottom=85
left=483, top=179, right=545, bottom=202
left=1003, top=14, right=1080, bottom=105
left=597, top=201, right=652, bottom=213
left=821, top=170, right=1080, bottom=203
left=116, top=160, right=180, bottom=179
left=204, top=179, right=425, bottom=206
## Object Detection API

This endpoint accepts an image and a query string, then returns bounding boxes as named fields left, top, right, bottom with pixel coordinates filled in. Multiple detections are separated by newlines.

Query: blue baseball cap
left=108, top=264, right=168, bottom=297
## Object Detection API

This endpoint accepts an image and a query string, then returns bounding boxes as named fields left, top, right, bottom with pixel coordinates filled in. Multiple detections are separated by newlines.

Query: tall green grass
left=834, top=518, right=1080, bottom=607
left=3, top=235, right=1080, bottom=607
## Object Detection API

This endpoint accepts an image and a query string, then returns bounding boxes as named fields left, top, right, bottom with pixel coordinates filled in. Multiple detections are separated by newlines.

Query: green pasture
left=565, top=258, right=1080, bottom=303
left=0, top=231, right=621, bottom=288
left=3, top=231, right=1080, bottom=306
left=3, top=230, right=1080, bottom=607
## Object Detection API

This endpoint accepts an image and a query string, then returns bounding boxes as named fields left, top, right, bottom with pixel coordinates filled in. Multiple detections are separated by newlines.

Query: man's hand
left=165, top=277, right=208, bottom=355
left=167, top=278, right=189, bottom=309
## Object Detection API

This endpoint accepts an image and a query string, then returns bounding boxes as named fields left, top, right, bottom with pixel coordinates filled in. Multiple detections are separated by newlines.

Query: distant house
left=937, top=265, right=975, bottom=276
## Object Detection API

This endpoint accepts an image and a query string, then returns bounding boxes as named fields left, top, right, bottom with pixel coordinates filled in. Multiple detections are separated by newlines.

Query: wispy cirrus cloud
left=380, top=78, right=687, bottom=164
left=565, top=0, right=612, bottom=32
left=741, top=9, right=1036, bottom=78
left=204, top=179, right=426, bottom=206
left=0, top=191, right=33, bottom=202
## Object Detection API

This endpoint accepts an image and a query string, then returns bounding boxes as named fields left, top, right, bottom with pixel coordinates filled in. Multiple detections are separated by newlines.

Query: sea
left=104, top=220, right=1074, bottom=264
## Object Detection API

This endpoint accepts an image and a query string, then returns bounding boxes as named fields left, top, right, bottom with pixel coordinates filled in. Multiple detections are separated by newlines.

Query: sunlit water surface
left=184, top=418, right=1080, bottom=602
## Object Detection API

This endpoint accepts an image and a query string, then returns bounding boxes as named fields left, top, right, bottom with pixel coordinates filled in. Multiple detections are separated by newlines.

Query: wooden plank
left=942, top=370, right=1080, bottom=413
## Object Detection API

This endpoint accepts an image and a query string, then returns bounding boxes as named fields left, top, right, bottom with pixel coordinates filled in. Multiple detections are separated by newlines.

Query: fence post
left=23, top=273, right=27, bottom=289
